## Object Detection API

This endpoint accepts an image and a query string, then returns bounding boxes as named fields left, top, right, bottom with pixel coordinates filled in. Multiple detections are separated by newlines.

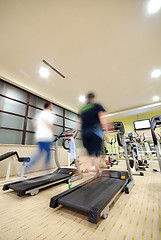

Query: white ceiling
left=0, top=0, right=161, bottom=114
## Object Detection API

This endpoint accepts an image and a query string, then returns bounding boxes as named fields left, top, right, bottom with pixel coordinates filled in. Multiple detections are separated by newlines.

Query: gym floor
left=0, top=160, right=161, bottom=240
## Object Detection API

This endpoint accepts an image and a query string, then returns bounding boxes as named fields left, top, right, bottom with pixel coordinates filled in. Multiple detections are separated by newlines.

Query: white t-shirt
left=34, top=109, right=55, bottom=142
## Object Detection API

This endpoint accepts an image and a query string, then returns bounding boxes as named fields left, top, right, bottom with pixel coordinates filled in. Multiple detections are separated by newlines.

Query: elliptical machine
left=126, top=133, right=144, bottom=176
left=104, top=136, right=119, bottom=166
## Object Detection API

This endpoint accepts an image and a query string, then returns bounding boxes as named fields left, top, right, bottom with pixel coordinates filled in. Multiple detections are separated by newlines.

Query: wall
left=114, top=109, right=161, bottom=135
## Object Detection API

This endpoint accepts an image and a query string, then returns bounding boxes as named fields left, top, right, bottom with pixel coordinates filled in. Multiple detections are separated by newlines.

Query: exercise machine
left=0, top=152, right=30, bottom=183
left=134, top=132, right=148, bottom=168
left=126, top=133, right=144, bottom=176
left=151, top=115, right=161, bottom=172
left=104, top=136, right=119, bottom=166
left=140, top=133, right=149, bottom=166
left=50, top=122, right=134, bottom=224
left=3, top=130, right=82, bottom=196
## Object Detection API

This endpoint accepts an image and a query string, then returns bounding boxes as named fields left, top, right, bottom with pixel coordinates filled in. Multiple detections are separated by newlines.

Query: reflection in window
left=5, top=83, right=28, bottom=102
left=65, top=119, right=76, bottom=129
left=29, top=95, right=45, bottom=109
left=28, top=106, right=41, bottom=118
left=65, top=110, right=78, bottom=121
left=2, top=98, right=26, bottom=116
left=0, top=112, right=24, bottom=130
left=0, top=129, right=23, bottom=144
left=53, top=105, right=63, bottom=116
left=25, top=132, right=35, bottom=145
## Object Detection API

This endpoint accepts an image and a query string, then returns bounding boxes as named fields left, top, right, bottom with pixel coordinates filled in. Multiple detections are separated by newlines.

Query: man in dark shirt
left=79, top=92, right=112, bottom=170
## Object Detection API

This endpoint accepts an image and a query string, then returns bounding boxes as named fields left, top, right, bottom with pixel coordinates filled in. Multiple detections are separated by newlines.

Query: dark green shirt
left=79, top=103, right=105, bottom=130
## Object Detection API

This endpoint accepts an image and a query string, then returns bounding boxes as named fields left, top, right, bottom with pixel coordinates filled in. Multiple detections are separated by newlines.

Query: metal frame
left=23, top=177, right=69, bottom=196
left=56, top=131, right=83, bottom=182
left=155, top=145, right=161, bottom=172
left=0, top=152, right=28, bottom=183
left=151, top=115, right=161, bottom=172
left=126, top=135, right=144, bottom=176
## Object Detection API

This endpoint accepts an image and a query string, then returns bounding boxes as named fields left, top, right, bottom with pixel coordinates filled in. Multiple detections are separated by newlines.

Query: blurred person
left=26, top=102, right=55, bottom=171
left=77, top=92, right=113, bottom=171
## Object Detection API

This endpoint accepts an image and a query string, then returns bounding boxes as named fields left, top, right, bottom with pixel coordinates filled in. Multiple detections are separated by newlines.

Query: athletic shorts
left=82, top=129, right=103, bottom=157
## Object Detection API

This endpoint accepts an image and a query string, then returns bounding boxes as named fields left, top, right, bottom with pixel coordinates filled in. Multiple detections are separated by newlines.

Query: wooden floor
left=0, top=161, right=161, bottom=240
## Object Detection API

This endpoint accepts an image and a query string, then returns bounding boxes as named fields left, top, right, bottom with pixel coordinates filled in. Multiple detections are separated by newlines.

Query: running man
left=26, top=102, right=55, bottom=171
left=78, top=92, right=113, bottom=170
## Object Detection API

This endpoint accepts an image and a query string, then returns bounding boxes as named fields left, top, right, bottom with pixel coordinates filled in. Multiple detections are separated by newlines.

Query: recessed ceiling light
left=151, top=69, right=161, bottom=78
left=79, top=96, right=86, bottom=103
left=147, top=0, right=161, bottom=14
left=39, top=67, right=49, bottom=78
left=153, top=96, right=159, bottom=101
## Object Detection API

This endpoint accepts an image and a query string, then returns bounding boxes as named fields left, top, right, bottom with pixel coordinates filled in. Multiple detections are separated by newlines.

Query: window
left=65, top=119, right=76, bottom=129
left=2, top=98, right=26, bottom=115
left=0, top=129, right=23, bottom=144
left=0, top=79, right=81, bottom=146
left=0, top=112, right=24, bottom=130
left=65, top=110, right=78, bottom=121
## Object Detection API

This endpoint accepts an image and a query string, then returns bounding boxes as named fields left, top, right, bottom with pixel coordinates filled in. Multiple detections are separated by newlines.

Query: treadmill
left=151, top=115, right=161, bottom=172
left=3, top=130, right=80, bottom=196
left=50, top=122, right=134, bottom=224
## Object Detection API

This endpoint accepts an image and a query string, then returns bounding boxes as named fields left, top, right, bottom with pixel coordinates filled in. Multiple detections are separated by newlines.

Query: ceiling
left=0, top=0, right=161, bottom=115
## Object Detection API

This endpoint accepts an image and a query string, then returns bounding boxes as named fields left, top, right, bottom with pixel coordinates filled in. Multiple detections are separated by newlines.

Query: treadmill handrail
left=151, top=115, right=161, bottom=146
left=0, top=152, right=19, bottom=162
left=113, top=122, right=125, bottom=134
left=151, top=114, right=161, bottom=172
left=62, top=139, right=70, bottom=150
left=117, top=133, right=123, bottom=147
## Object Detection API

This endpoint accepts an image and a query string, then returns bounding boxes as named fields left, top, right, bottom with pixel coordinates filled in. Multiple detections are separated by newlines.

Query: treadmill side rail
left=88, top=179, right=129, bottom=224
left=125, top=179, right=134, bottom=194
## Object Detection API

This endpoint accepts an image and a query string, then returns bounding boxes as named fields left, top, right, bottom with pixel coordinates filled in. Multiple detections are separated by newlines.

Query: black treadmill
left=3, top=130, right=78, bottom=196
left=50, top=122, right=134, bottom=224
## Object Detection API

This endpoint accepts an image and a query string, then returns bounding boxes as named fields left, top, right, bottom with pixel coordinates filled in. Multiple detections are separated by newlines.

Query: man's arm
left=98, top=111, right=114, bottom=132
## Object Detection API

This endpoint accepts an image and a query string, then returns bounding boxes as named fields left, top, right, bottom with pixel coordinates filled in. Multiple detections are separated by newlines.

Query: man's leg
left=26, top=142, right=44, bottom=171
left=91, top=134, right=103, bottom=171
left=44, top=142, right=52, bottom=169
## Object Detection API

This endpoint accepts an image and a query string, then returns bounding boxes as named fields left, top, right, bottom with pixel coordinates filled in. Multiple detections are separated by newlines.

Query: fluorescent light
left=151, top=69, right=161, bottom=78
left=153, top=96, right=159, bottom=101
left=39, top=67, right=49, bottom=78
left=107, top=101, right=161, bottom=117
left=147, top=0, right=161, bottom=14
left=79, top=96, right=86, bottom=103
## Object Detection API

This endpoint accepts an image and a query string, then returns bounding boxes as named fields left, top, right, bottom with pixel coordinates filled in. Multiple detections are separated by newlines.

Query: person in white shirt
left=27, top=102, right=55, bottom=170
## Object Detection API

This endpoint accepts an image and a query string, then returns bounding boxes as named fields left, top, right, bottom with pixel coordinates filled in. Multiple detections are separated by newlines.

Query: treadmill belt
left=59, top=177, right=126, bottom=213
left=7, top=173, right=69, bottom=191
